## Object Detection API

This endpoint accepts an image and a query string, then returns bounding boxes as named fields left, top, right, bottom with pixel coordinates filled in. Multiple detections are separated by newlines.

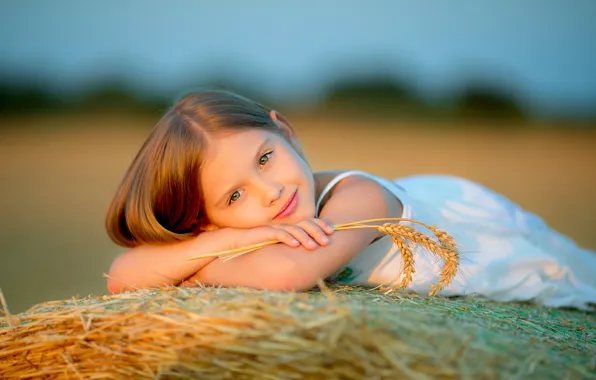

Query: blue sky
left=1, top=0, right=595, bottom=116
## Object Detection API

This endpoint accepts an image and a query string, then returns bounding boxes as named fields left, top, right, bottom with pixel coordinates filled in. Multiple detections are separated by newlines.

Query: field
left=1, top=112, right=596, bottom=315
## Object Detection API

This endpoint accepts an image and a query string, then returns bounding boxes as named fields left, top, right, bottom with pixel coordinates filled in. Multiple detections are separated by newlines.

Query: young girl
left=105, top=90, right=596, bottom=310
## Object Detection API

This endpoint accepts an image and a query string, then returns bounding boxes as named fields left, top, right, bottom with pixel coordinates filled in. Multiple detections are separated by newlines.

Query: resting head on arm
left=105, top=88, right=401, bottom=293
left=188, top=172, right=403, bottom=291
left=165, top=98, right=403, bottom=292
left=105, top=90, right=317, bottom=293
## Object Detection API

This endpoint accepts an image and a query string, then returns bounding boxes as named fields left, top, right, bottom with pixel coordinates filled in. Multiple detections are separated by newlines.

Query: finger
left=268, top=228, right=300, bottom=248
left=312, top=218, right=334, bottom=235
left=277, top=225, right=318, bottom=250
left=297, top=220, right=330, bottom=246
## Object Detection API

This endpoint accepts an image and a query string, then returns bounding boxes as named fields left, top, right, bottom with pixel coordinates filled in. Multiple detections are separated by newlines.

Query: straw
left=1, top=285, right=594, bottom=379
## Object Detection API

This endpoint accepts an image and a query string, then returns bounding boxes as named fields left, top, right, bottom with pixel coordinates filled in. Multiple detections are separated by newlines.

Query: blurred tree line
left=0, top=73, right=594, bottom=128
left=320, top=77, right=526, bottom=122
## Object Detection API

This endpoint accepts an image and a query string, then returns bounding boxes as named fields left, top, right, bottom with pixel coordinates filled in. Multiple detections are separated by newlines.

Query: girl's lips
left=274, top=190, right=298, bottom=220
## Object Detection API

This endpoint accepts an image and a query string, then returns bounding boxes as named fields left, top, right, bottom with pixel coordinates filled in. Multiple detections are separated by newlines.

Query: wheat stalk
left=187, top=218, right=460, bottom=296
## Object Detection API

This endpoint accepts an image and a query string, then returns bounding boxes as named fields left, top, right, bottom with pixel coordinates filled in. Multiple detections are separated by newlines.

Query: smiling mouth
left=274, top=190, right=298, bottom=220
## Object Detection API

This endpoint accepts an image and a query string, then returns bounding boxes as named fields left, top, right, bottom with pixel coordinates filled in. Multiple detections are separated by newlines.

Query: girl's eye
left=259, top=151, right=273, bottom=166
left=228, top=190, right=242, bottom=205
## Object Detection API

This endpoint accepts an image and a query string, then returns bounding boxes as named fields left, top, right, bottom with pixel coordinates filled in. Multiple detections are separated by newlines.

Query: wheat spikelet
left=429, top=226, right=458, bottom=251
left=376, top=223, right=460, bottom=296
left=427, top=226, right=460, bottom=296
left=372, top=238, right=414, bottom=295
left=396, top=238, right=415, bottom=289
left=373, top=224, right=415, bottom=291
left=188, top=218, right=460, bottom=297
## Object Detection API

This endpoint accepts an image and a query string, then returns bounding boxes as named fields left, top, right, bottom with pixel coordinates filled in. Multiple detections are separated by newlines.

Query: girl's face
left=200, top=128, right=316, bottom=229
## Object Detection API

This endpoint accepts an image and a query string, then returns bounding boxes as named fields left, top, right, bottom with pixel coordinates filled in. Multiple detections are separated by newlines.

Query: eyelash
left=227, top=150, right=274, bottom=205
left=259, top=151, right=273, bottom=166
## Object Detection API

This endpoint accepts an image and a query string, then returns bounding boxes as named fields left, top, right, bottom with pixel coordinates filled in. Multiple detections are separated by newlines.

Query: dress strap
left=315, top=170, right=385, bottom=217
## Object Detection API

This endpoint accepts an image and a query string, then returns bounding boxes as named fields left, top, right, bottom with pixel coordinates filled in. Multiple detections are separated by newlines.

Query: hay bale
left=1, top=285, right=595, bottom=379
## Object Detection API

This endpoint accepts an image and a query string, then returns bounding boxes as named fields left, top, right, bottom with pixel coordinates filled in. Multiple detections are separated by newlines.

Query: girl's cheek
left=240, top=199, right=260, bottom=222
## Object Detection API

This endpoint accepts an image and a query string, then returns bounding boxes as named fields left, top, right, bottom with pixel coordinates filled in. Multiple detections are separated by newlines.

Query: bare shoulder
left=313, top=170, right=388, bottom=194
left=319, top=173, right=403, bottom=219
left=313, top=169, right=376, bottom=198
left=333, top=175, right=394, bottom=207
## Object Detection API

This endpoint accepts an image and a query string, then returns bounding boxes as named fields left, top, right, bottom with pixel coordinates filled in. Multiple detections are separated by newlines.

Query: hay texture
left=1, top=285, right=595, bottom=379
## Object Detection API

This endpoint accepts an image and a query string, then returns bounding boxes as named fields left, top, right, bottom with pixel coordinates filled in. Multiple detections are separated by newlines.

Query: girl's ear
left=269, top=110, right=294, bottom=137
left=270, top=110, right=303, bottom=153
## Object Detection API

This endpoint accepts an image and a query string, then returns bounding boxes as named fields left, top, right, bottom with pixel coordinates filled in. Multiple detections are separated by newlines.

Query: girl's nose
left=254, top=178, right=284, bottom=206
left=265, top=183, right=284, bottom=206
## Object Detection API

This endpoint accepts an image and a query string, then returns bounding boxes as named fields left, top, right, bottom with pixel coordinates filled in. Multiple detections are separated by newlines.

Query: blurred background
left=1, top=0, right=595, bottom=314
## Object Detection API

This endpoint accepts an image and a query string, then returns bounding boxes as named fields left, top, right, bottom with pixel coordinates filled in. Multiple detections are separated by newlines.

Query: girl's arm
left=106, top=224, right=323, bottom=293
left=187, top=175, right=403, bottom=291
left=106, top=239, right=216, bottom=293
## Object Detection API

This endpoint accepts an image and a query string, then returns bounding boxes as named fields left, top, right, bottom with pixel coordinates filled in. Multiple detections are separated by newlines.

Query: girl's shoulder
left=314, top=169, right=384, bottom=190
left=313, top=169, right=394, bottom=196
left=313, top=170, right=405, bottom=217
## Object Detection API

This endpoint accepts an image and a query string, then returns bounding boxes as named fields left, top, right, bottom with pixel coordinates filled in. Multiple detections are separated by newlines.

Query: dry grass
left=1, top=285, right=594, bottom=379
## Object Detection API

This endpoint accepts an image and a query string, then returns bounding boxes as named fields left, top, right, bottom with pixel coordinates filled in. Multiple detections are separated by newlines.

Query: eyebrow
left=215, top=137, right=271, bottom=207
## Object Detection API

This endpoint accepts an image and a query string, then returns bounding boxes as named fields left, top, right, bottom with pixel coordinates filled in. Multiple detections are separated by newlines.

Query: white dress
left=315, top=170, right=596, bottom=310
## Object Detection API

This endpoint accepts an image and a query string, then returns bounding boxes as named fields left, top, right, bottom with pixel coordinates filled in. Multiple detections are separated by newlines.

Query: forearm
left=107, top=231, right=233, bottom=293
left=190, top=222, right=380, bottom=291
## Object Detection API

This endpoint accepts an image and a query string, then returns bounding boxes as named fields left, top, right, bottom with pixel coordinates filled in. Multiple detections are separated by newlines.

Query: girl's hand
left=209, top=219, right=334, bottom=253
left=217, top=218, right=333, bottom=251
left=271, top=218, right=334, bottom=250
